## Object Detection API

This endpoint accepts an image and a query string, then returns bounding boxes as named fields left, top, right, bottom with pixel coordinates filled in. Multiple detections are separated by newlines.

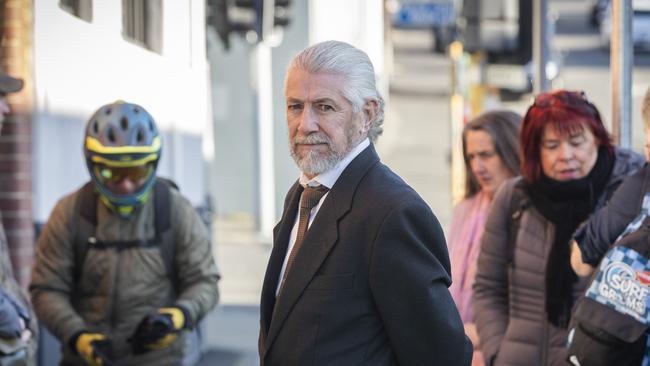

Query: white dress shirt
left=275, top=138, right=370, bottom=295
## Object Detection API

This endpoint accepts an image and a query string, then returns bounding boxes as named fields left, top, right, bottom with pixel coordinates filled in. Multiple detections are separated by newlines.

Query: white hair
left=286, top=40, right=385, bottom=142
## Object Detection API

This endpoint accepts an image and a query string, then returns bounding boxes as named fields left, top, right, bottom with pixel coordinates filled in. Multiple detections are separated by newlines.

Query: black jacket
left=574, top=160, right=648, bottom=265
left=259, top=144, right=472, bottom=366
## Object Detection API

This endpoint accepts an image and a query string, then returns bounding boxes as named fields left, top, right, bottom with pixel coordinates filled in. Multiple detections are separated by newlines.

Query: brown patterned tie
left=279, top=185, right=329, bottom=292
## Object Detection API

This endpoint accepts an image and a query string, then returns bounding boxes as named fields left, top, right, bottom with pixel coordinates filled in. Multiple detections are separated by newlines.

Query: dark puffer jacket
left=574, top=162, right=650, bottom=265
left=473, top=148, right=644, bottom=366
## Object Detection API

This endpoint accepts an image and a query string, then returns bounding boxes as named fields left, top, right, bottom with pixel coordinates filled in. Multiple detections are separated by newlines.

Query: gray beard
left=290, top=133, right=352, bottom=176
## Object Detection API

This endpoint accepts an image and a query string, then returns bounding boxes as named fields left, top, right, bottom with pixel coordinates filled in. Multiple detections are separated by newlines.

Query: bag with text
left=567, top=219, right=650, bottom=366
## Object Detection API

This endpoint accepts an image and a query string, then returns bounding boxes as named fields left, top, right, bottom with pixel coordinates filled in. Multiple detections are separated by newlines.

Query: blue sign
left=392, top=3, right=455, bottom=28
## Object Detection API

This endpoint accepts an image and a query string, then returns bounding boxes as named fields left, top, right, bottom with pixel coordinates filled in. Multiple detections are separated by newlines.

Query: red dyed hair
left=520, top=90, right=613, bottom=182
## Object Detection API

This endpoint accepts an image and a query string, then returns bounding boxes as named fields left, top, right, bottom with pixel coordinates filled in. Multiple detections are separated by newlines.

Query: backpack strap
left=73, top=178, right=177, bottom=288
left=73, top=182, right=98, bottom=284
left=78, top=183, right=98, bottom=225
left=507, top=180, right=530, bottom=266
left=153, top=179, right=176, bottom=287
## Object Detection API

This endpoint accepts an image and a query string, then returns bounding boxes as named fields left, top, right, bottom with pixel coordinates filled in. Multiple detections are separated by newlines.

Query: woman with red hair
left=472, top=90, right=644, bottom=366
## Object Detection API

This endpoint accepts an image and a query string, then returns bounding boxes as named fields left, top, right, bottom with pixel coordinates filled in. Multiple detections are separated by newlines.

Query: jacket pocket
left=306, top=273, right=355, bottom=291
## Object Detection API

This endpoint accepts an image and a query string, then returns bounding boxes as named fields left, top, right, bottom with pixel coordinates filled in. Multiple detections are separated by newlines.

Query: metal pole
left=262, top=0, right=274, bottom=40
left=533, top=0, right=550, bottom=93
left=611, top=0, right=633, bottom=148
left=255, top=43, right=276, bottom=236
left=449, top=41, right=467, bottom=204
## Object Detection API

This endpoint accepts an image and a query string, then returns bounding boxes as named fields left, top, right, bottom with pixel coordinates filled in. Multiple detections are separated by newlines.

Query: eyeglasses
left=532, top=90, right=591, bottom=109
left=94, top=164, right=153, bottom=183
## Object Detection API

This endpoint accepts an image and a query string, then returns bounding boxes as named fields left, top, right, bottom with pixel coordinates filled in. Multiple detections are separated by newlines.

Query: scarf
left=526, top=146, right=613, bottom=328
left=448, top=190, right=491, bottom=323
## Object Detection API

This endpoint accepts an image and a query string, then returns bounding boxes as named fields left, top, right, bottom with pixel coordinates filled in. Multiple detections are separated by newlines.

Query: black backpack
left=566, top=224, right=650, bottom=366
left=72, top=178, right=178, bottom=288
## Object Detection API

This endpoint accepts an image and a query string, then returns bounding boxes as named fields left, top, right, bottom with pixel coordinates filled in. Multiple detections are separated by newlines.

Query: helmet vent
left=133, top=106, right=140, bottom=114
left=92, top=120, right=99, bottom=135
left=107, top=127, right=116, bottom=143
left=136, top=128, right=144, bottom=143
left=105, top=107, right=111, bottom=115
left=120, top=117, right=129, bottom=130
left=148, top=120, right=154, bottom=132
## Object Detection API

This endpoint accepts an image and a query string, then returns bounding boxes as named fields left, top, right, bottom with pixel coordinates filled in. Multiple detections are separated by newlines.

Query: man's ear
left=362, top=99, right=378, bottom=133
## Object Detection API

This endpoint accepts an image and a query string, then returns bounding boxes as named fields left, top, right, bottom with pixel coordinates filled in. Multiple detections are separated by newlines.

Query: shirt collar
left=299, top=138, right=370, bottom=189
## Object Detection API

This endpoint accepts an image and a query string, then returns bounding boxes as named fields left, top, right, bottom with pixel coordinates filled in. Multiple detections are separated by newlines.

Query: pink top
left=448, top=190, right=492, bottom=324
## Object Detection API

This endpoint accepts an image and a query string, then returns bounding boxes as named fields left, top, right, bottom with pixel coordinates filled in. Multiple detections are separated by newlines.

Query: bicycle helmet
left=84, top=101, right=161, bottom=217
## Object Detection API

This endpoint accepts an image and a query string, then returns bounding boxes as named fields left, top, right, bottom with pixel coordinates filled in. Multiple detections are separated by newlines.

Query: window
left=59, top=0, right=93, bottom=22
left=122, top=0, right=163, bottom=53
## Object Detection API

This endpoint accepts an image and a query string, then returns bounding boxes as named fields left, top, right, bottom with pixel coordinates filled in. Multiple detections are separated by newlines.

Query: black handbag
left=567, top=225, right=650, bottom=366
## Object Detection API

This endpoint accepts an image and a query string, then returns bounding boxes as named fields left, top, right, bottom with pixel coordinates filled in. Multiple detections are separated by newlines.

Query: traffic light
left=460, top=0, right=532, bottom=65
left=206, top=0, right=261, bottom=49
left=273, top=0, right=291, bottom=28
left=206, top=0, right=292, bottom=50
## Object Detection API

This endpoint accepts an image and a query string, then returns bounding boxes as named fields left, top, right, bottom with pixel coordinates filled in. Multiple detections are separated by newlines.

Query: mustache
left=293, top=133, right=331, bottom=145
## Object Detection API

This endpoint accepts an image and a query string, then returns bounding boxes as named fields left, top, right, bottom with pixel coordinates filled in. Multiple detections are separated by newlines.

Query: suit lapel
left=263, top=144, right=381, bottom=354
left=260, top=181, right=302, bottom=339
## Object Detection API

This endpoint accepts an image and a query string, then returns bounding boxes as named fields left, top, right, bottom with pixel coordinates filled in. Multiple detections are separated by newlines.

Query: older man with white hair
left=258, top=40, right=472, bottom=366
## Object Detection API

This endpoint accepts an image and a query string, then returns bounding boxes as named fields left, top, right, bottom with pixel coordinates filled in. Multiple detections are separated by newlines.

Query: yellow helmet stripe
left=91, top=154, right=159, bottom=167
left=85, top=136, right=161, bottom=154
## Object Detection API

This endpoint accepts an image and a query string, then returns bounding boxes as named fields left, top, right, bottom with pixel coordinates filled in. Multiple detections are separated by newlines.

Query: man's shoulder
left=165, top=184, right=204, bottom=226
left=365, top=161, right=414, bottom=187
left=164, top=185, right=194, bottom=215
left=612, top=147, right=645, bottom=178
left=611, top=162, right=649, bottom=201
left=51, top=185, right=89, bottom=217
left=622, top=162, right=650, bottom=185
left=358, top=162, right=427, bottom=208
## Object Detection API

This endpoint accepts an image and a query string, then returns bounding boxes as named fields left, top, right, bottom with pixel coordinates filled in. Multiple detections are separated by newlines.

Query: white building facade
left=32, top=0, right=214, bottom=224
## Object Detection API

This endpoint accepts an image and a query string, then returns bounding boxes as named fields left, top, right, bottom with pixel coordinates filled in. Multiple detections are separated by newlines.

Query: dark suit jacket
left=259, top=144, right=472, bottom=366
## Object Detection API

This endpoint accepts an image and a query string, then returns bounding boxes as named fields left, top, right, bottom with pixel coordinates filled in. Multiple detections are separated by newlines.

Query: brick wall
left=1, top=0, right=33, bottom=288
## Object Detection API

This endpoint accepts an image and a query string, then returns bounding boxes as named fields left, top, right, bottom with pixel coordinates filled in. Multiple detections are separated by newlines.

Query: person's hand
left=129, top=306, right=187, bottom=354
left=464, top=323, right=486, bottom=366
left=18, top=318, right=31, bottom=343
left=464, top=322, right=480, bottom=346
left=570, top=240, right=595, bottom=277
left=74, top=333, right=112, bottom=366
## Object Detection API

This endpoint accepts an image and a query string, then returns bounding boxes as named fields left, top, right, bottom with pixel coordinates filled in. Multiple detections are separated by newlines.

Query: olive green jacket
left=30, top=184, right=220, bottom=365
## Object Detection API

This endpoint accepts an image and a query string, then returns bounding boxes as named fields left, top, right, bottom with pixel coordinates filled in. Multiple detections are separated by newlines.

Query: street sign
left=485, top=64, right=529, bottom=91
left=392, top=2, right=455, bottom=28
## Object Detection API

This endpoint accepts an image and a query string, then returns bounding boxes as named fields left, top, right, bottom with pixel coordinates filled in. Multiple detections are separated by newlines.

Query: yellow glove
left=146, top=307, right=185, bottom=349
left=129, top=306, right=187, bottom=353
left=75, top=333, right=108, bottom=366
